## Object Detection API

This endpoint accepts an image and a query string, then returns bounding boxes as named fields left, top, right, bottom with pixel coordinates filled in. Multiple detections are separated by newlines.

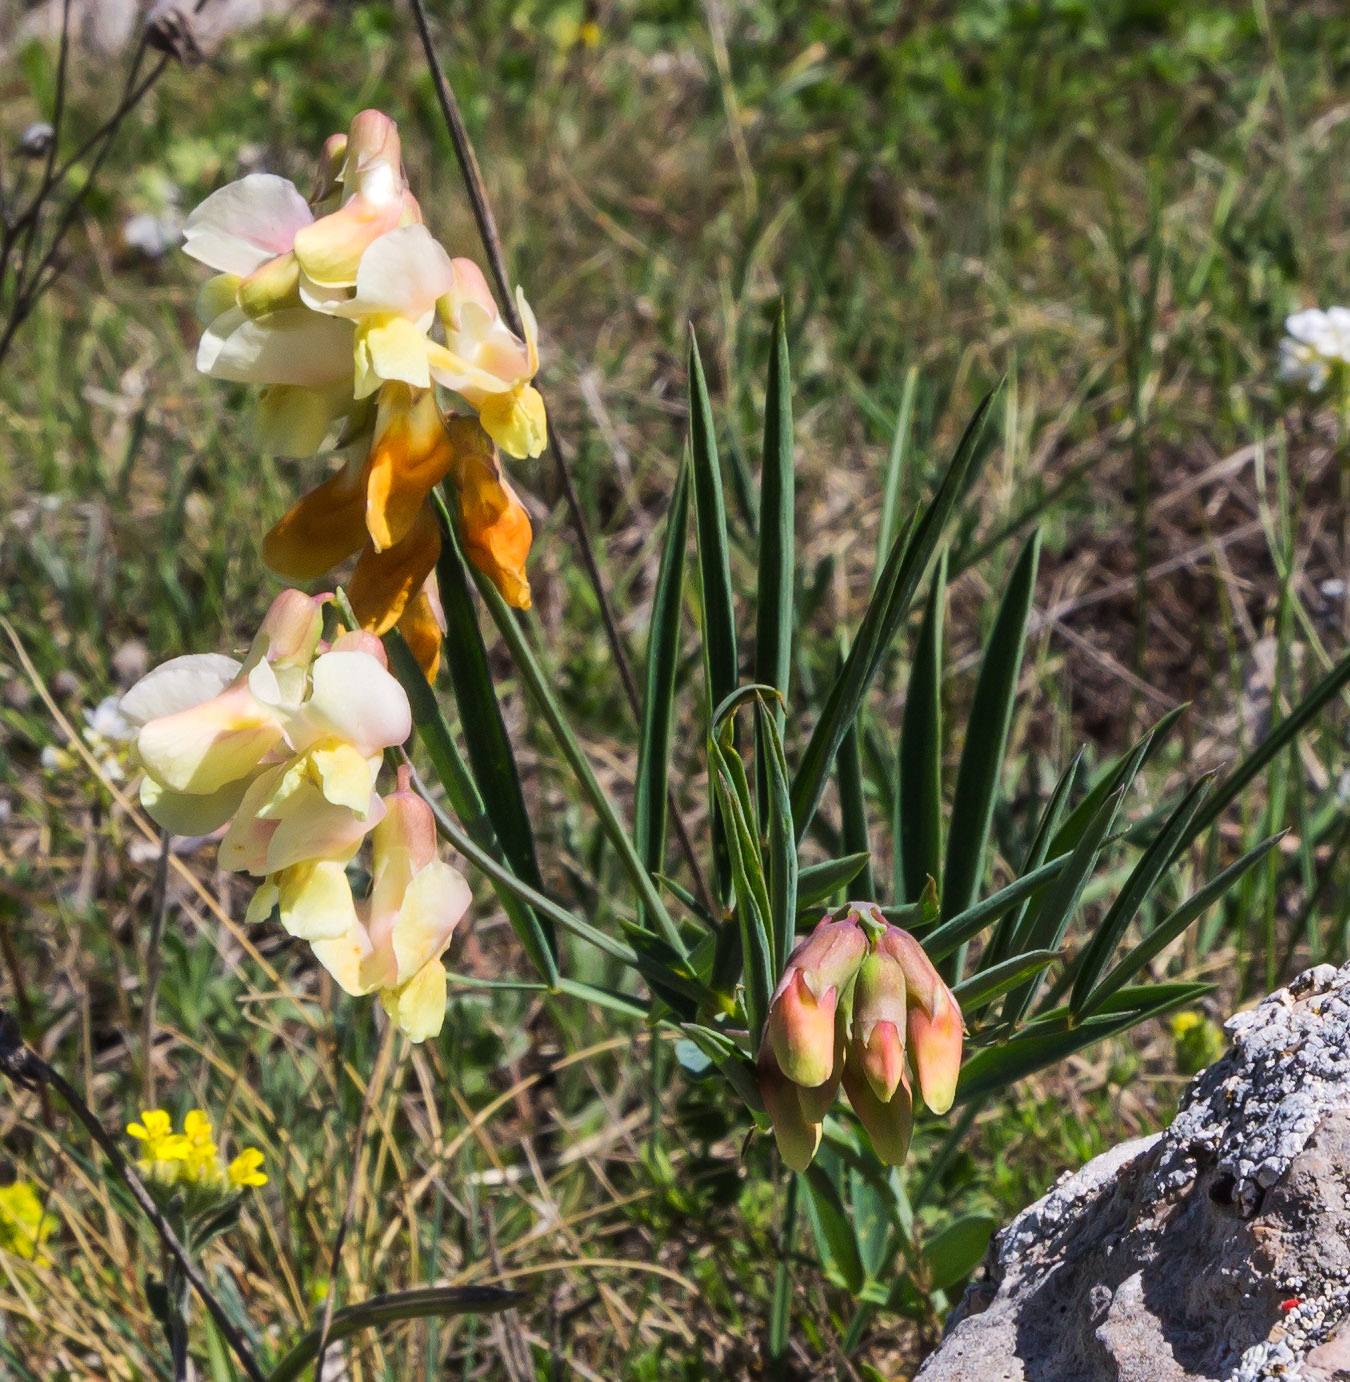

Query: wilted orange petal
left=396, top=576, right=446, bottom=681
left=445, top=417, right=533, bottom=609
left=348, top=506, right=441, bottom=636
left=262, top=459, right=369, bottom=581
left=366, top=385, right=456, bottom=552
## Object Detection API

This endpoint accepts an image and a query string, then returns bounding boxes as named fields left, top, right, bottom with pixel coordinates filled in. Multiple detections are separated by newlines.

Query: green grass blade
left=1068, top=774, right=1215, bottom=1016
left=837, top=707, right=875, bottom=900
left=791, top=384, right=1001, bottom=842
left=797, top=854, right=871, bottom=912
left=875, top=364, right=920, bottom=573
left=385, top=627, right=558, bottom=986
left=710, top=736, right=775, bottom=1035
left=956, top=982, right=1211, bottom=1104
left=803, top=1165, right=865, bottom=1294
left=1178, top=646, right=1350, bottom=853
left=758, top=697, right=800, bottom=978
left=265, top=1288, right=521, bottom=1382
left=896, top=555, right=947, bottom=904
left=465, top=552, right=687, bottom=956
left=942, top=530, right=1041, bottom=943
left=951, top=949, right=1059, bottom=1009
left=919, top=853, right=1070, bottom=963
left=438, top=515, right=546, bottom=895
left=754, top=306, right=795, bottom=719
left=980, top=752, right=1082, bottom=975
left=1081, top=833, right=1284, bottom=1016
left=634, top=458, right=692, bottom=906
left=1000, top=757, right=1141, bottom=1026
left=689, top=331, right=741, bottom=898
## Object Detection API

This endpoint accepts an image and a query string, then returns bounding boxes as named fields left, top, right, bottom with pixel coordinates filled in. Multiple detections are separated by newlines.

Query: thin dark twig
left=406, top=0, right=716, bottom=918
left=0, top=1013, right=266, bottom=1382
left=141, top=830, right=172, bottom=1107
left=313, top=1022, right=396, bottom=1381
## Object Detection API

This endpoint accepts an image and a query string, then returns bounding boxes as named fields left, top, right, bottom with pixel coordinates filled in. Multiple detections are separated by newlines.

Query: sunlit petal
left=182, top=173, right=313, bottom=276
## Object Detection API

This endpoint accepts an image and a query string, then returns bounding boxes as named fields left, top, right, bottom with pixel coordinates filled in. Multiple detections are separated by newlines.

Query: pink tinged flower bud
left=877, top=925, right=964, bottom=1114
left=907, top=985, right=963, bottom=1116
left=842, top=1047, right=913, bottom=1168
left=851, top=949, right=909, bottom=1103
left=256, top=589, right=325, bottom=668
left=327, top=628, right=387, bottom=664
left=757, top=1048, right=822, bottom=1173
left=765, top=970, right=839, bottom=1089
left=796, top=1007, right=847, bottom=1123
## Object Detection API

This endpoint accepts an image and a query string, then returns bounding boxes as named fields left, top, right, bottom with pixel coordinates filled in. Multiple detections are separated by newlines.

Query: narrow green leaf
left=758, top=698, right=800, bottom=977
left=956, top=982, right=1210, bottom=1104
left=438, top=516, right=546, bottom=895
left=710, top=737, right=774, bottom=1034
left=754, top=307, right=795, bottom=727
left=1069, top=775, right=1214, bottom=1015
left=634, top=458, right=692, bottom=907
left=384, top=628, right=558, bottom=986
left=836, top=709, right=875, bottom=899
left=689, top=332, right=739, bottom=898
left=680, top=1024, right=763, bottom=1111
left=1001, top=776, right=1136, bottom=1026
left=982, top=751, right=1083, bottom=975
left=942, top=531, right=1041, bottom=944
left=265, top=1287, right=521, bottom=1382
left=921, top=1214, right=996, bottom=1292
left=952, top=949, right=1058, bottom=1009
left=1081, top=833, right=1284, bottom=1015
left=803, top=1165, right=866, bottom=1294
left=920, top=854, right=1070, bottom=963
left=1179, top=646, right=1350, bottom=852
left=797, top=854, right=872, bottom=911
left=1049, top=706, right=1186, bottom=860
left=791, top=385, right=1001, bottom=842
left=461, top=529, right=686, bottom=956
left=896, top=555, right=946, bottom=904
left=875, top=365, right=920, bottom=573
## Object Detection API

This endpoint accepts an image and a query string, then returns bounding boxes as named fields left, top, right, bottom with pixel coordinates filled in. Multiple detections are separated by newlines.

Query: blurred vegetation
left=1, top=1, right=1349, bottom=1376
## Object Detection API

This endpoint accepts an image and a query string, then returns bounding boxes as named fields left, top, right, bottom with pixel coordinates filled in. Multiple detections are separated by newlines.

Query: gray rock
left=916, top=963, right=1350, bottom=1382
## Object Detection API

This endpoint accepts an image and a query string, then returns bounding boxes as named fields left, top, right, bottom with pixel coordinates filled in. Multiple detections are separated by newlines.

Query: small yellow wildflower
left=182, top=1110, right=218, bottom=1183
left=227, top=1148, right=267, bottom=1188
left=126, top=1109, right=190, bottom=1170
left=0, top=1182, right=56, bottom=1262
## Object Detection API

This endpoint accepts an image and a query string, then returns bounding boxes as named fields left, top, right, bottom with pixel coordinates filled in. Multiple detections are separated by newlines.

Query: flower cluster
left=757, top=903, right=963, bottom=1170
left=121, top=590, right=472, bottom=1041
left=1278, top=307, right=1350, bottom=394
left=182, top=109, right=544, bottom=677
left=0, top=1181, right=57, bottom=1262
left=127, top=1108, right=267, bottom=1195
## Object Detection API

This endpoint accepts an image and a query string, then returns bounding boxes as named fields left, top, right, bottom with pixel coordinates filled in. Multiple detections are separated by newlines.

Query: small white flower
left=1279, top=307, right=1350, bottom=392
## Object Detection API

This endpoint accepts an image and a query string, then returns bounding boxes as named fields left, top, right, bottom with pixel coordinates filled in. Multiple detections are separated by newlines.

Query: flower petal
left=381, top=959, right=448, bottom=1043
left=263, top=784, right=384, bottom=873
left=345, top=225, right=456, bottom=321
left=355, top=315, right=432, bottom=397
left=182, top=173, right=313, bottom=275
left=292, top=199, right=404, bottom=289
left=303, top=651, right=412, bottom=756
left=390, top=859, right=471, bottom=984
left=478, top=383, right=547, bottom=460
left=255, top=383, right=352, bottom=457
left=120, top=654, right=242, bottom=726
left=348, top=508, right=441, bottom=636
left=365, top=385, right=455, bottom=551
left=396, top=578, right=446, bottom=682
left=261, top=456, right=369, bottom=581
left=198, top=308, right=355, bottom=388
left=141, top=774, right=249, bottom=837
left=311, top=921, right=377, bottom=996
left=135, top=684, right=282, bottom=794
left=446, top=418, right=533, bottom=608
left=276, top=857, right=359, bottom=941
left=310, top=741, right=378, bottom=814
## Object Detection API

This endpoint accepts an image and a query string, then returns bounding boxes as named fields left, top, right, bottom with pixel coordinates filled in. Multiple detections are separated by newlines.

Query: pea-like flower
left=0, top=1182, right=57, bottom=1262
left=302, top=766, right=472, bottom=1043
left=1278, top=307, right=1350, bottom=394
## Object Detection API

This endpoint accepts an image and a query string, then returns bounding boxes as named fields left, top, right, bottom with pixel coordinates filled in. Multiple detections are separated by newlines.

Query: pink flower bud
left=842, top=1046, right=913, bottom=1167
left=757, top=1047, right=822, bottom=1172
left=877, top=926, right=963, bottom=1114
left=764, top=918, right=867, bottom=1087
left=796, top=1004, right=847, bottom=1123
left=256, top=589, right=325, bottom=668
left=850, top=949, right=909, bottom=1103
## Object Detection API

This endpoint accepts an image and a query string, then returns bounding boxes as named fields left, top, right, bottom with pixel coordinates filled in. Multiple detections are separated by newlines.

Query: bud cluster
left=757, top=903, right=963, bottom=1170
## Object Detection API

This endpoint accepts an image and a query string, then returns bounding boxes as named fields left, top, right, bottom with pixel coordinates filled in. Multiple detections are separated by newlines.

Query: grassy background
left=1, top=1, right=1349, bottom=1376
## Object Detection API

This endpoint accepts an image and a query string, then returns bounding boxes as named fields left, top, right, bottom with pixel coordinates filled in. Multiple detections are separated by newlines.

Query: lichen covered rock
left=916, top=964, right=1350, bottom=1382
